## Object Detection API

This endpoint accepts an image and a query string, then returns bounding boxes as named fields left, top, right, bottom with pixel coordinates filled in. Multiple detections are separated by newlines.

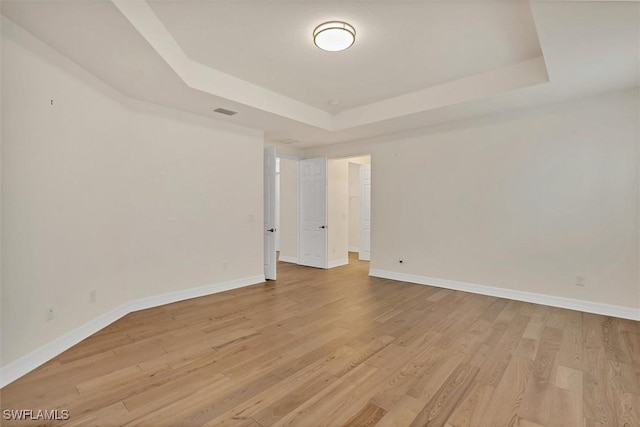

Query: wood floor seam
left=2, top=254, right=639, bottom=426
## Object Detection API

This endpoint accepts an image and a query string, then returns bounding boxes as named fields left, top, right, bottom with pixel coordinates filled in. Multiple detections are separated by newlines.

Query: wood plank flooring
left=2, top=254, right=640, bottom=426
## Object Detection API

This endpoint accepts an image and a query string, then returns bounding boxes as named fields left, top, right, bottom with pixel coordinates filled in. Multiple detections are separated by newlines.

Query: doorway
left=349, top=160, right=371, bottom=261
left=339, top=155, right=371, bottom=264
left=274, top=155, right=300, bottom=266
left=265, top=152, right=371, bottom=278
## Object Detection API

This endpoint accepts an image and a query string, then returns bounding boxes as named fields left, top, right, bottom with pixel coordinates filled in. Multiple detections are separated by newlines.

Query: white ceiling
left=1, top=0, right=638, bottom=148
left=147, top=0, right=543, bottom=112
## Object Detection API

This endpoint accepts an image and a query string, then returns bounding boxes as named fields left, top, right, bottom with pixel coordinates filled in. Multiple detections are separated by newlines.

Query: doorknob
left=267, top=228, right=276, bottom=232
left=319, top=225, right=326, bottom=229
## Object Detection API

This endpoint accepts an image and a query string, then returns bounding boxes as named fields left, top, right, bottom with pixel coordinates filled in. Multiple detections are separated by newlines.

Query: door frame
left=267, top=152, right=371, bottom=272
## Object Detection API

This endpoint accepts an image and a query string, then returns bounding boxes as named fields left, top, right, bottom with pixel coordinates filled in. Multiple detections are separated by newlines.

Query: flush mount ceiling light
left=313, top=21, right=356, bottom=52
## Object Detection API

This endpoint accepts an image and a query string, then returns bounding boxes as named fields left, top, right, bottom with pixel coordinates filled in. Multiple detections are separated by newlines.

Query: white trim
left=328, top=258, right=349, bottom=269
left=0, top=304, right=130, bottom=389
left=278, top=255, right=299, bottom=264
left=0, top=275, right=265, bottom=387
left=128, top=275, right=265, bottom=312
left=348, top=247, right=360, bottom=253
left=369, top=269, right=640, bottom=321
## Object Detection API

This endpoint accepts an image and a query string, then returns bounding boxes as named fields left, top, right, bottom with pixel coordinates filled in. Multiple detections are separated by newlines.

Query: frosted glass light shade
left=313, top=21, right=356, bottom=52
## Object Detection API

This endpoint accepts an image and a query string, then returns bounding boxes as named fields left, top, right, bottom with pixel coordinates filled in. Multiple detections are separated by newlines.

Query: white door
left=359, top=164, right=371, bottom=261
left=264, top=147, right=277, bottom=280
left=299, top=158, right=328, bottom=268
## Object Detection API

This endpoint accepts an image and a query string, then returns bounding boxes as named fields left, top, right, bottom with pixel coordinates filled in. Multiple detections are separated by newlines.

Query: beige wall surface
left=279, top=158, right=299, bottom=261
left=308, top=89, right=639, bottom=310
left=1, top=20, right=264, bottom=366
left=368, top=90, right=639, bottom=309
left=328, top=159, right=349, bottom=263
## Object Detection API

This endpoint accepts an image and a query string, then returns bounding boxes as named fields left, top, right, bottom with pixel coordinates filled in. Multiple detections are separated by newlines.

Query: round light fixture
left=313, top=21, right=356, bottom=52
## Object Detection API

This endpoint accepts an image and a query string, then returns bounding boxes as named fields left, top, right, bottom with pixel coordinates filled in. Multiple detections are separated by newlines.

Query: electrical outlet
left=46, top=306, right=54, bottom=321
left=575, top=275, right=586, bottom=287
left=90, top=290, right=97, bottom=303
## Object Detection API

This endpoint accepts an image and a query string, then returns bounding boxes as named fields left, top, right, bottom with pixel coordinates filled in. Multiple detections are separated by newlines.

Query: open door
left=359, top=164, right=371, bottom=261
left=264, top=147, right=277, bottom=280
left=299, top=157, right=327, bottom=269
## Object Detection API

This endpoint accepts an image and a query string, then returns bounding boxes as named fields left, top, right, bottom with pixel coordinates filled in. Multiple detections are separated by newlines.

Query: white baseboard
left=278, top=255, right=299, bottom=264
left=348, top=247, right=360, bottom=253
left=129, top=275, right=265, bottom=312
left=369, top=269, right=640, bottom=321
left=0, top=304, right=130, bottom=389
left=328, top=258, right=350, bottom=269
left=0, top=275, right=265, bottom=387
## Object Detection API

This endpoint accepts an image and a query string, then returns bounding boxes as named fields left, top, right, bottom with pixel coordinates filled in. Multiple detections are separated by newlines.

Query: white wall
left=327, top=159, right=349, bottom=264
left=121, top=107, right=263, bottom=300
left=311, top=89, right=640, bottom=311
left=278, top=157, right=298, bottom=262
left=1, top=18, right=264, bottom=369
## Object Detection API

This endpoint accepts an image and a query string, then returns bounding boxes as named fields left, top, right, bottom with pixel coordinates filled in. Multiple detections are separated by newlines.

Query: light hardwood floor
left=2, top=254, right=640, bottom=426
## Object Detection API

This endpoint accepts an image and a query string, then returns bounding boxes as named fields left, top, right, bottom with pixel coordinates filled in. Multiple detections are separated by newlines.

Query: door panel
left=264, top=147, right=277, bottom=280
left=299, top=158, right=327, bottom=269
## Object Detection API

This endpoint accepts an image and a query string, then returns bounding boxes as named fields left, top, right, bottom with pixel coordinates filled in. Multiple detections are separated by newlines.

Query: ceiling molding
left=334, top=56, right=549, bottom=130
left=111, top=0, right=334, bottom=130
left=111, top=0, right=549, bottom=132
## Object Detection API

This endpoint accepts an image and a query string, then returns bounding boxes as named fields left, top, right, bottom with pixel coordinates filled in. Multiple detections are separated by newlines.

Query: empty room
left=1, top=0, right=639, bottom=426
